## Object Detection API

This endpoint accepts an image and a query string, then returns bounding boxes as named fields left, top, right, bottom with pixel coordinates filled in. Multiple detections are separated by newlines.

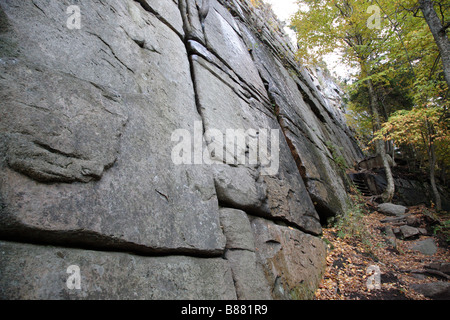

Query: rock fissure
left=262, top=80, right=334, bottom=227
left=0, top=0, right=363, bottom=300
left=133, top=0, right=184, bottom=39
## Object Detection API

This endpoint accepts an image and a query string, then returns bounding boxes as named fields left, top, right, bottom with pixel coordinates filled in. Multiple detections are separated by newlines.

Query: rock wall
left=0, top=0, right=362, bottom=299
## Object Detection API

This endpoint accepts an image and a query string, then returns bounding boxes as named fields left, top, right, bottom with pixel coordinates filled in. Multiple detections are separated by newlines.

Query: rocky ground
left=315, top=196, right=450, bottom=300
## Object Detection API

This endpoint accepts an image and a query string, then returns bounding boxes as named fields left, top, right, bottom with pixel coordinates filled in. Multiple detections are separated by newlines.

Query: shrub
left=334, top=201, right=373, bottom=252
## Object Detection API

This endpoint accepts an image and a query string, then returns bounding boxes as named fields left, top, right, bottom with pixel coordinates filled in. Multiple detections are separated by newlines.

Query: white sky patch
left=264, top=0, right=298, bottom=21
left=263, top=0, right=298, bottom=46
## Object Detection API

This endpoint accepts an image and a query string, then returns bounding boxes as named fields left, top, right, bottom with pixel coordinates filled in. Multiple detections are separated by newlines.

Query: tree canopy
left=291, top=0, right=450, bottom=210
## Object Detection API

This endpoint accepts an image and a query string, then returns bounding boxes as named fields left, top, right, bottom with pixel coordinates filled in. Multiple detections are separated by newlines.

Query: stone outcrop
left=0, top=0, right=362, bottom=299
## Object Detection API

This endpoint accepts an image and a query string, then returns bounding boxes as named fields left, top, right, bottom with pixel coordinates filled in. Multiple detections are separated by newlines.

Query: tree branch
left=441, top=21, right=450, bottom=32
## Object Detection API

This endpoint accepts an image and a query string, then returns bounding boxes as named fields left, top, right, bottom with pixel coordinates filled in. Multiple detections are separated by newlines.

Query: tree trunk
left=419, top=0, right=450, bottom=88
left=366, top=78, right=396, bottom=203
left=428, top=134, right=442, bottom=210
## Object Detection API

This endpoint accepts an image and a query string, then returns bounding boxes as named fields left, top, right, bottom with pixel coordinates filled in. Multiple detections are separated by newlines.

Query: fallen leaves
left=315, top=204, right=450, bottom=300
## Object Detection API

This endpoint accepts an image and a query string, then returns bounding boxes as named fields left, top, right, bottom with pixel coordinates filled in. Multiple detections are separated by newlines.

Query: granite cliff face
left=0, top=0, right=362, bottom=299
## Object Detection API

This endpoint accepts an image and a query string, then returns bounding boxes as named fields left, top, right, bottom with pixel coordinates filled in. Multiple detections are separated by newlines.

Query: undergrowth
left=333, top=193, right=376, bottom=255
left=325, top=141, right=349, bottom=171
left=433, top=217, right=450, bottom=244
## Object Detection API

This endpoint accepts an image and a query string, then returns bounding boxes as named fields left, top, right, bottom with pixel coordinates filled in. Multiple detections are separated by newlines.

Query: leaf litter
left=314, top=197, right=450, bottom=300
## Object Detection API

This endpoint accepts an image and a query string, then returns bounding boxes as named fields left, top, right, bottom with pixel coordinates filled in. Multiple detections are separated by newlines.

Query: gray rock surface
left=410, top=238, right=438, bottom=256
left=0, top=0, right=362, bottom=299
left=225, top=249, right=272, bottom=300
left=238, top=20, right=357, bottom=220
left=2, top=62, right=128, bottom=184
left=192, top=52, right=322, bottom=235
left=384, top=225, right=397, bottom=249
left=399, top=225, right=420, bottom=239
left=220, top=208, right=256, bottom=251
left=411, top=282, right=450, bottom=300
left=250, top=217, right=327, bottom=300
left=0, top=0, right=226, bottom=255
left=0, top=241, right=236, bottom=300
left=378, top=203, right=408, bottom=216
left=219, top=208, right=271, bottom=300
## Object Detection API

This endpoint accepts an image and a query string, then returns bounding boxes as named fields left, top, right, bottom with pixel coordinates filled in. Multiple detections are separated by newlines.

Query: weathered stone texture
left=0, top=241, right=236, bottom=300
left=0, top=0, right=225, bottom=255
left=251, top=217, right=328, bottom=300
left=0, top=0, right=362, bottom=300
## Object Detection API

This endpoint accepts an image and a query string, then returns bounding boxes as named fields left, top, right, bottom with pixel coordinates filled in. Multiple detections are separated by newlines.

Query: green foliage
left=334, top=200, right=373, bottom=252
left=433, top=219, right=450, bottom=244
left=345, top=108, right=374, bottom=150
left=249, top=0, right=264, bottom=8
left=374, top=106, right=450, bottom=169
left=291, top=0, right=387, bottom=68
left=392, top=2, right=448, bottom=104
left=289, top=283, right=315, bottom=300
left=326, top=141, right=349, bottom=170
left=291, top=0, right=450, bottom=181
left=291, top=0, right=449, bottom=111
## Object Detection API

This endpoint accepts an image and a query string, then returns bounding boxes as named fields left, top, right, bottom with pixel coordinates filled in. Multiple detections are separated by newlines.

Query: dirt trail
left=315, top=201, right=450, bottom=300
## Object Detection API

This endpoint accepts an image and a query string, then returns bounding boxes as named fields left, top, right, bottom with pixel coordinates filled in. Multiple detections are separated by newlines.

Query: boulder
left=418, top=228, right=428, bottom=235
left=399, top=225, right=420, bottom=239
left=411, top=282, right=450, bottom=300
left=377, top=203, right=408, bottom=216
left=410, top=238, right=438, bottom=256
left=384, top=226, right=397, bottom=249
left=405, top=215, right=421, bottom=227
left=424, top=262, right=450, bottom=278
left=426, top=263, right=450, bottom=275
left=380, top=215, right=409, bottom=223
left=441, top=263, right=450, bottom=275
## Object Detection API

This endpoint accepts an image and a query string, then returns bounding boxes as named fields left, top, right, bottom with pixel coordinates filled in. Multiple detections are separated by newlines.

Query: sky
left=263, top=0, right=298, bottom=45
left=263, top=0, right=356, bottom=80
left=263, top=0, right=298, bottom=21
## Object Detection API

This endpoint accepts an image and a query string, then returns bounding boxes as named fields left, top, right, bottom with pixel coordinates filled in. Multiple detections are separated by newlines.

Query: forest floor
left=314, top=195, right=450, bottom=300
